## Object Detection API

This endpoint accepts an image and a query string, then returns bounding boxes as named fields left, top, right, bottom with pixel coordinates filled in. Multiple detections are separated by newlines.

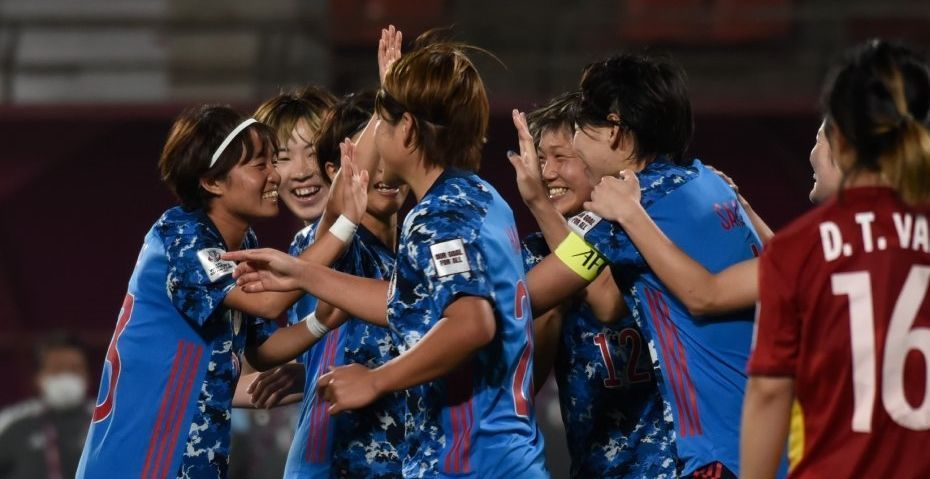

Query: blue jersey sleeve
left=407, top=210, right=494, bottom=316
left=161, top=219, right=238, bottom=327
left=520, top=232, right=549, bottom=272
left=570, top=211, right=646, bottom=268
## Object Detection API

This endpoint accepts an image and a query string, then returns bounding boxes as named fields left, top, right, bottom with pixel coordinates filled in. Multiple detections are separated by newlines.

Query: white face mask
left=39, top=373, right=87, bottom=410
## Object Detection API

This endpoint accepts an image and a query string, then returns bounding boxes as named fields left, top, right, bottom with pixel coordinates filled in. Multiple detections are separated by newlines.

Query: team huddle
left=75, top=25, right=930, bottom=479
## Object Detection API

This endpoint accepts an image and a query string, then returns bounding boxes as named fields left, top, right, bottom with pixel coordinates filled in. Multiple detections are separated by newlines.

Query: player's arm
left=740, top=376, right=793, bottom=479
left=224, top=140, right=370, bottom=319
left=708, top=166, right=774, bottom=245
left=532, top=305, right=564, bottom=393
left=742, top=245, right=801, bottom=479
left=222, top=248, right=390, bottom=327
left=232, top=362, right=305, bottom=408
left=317, top=295, right=496, bottom=413
left=246, top=304, right=349, bottom=371
left=582, top=267, right=628, bottom=323
left=586, top=173, right=758, bottom=315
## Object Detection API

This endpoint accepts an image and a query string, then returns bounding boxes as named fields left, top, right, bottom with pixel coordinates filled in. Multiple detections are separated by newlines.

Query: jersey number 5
left=93, top=293, right=134, bottom=422
left=833, top=266, right=930, bottom=432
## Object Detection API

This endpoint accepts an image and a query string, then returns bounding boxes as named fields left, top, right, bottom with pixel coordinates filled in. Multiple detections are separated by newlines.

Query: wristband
left=303, top=312, right=330, bottom=339
left=328, top=214, right=358, bottom=243
left=554, top=232, right=608, bottom=281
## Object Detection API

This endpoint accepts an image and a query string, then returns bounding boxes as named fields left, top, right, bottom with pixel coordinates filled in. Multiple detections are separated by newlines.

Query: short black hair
left=34, top=331, right=86, bottom=370
left=577, top=52, right=693, bottom=164
left=159, top=105, right=278, bottom=210
left=315, top=91, right=376, bottom=183
left=527, top=91, right=581, bottom=147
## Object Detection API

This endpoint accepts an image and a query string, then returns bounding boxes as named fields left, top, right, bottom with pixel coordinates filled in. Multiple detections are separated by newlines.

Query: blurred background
left=1, top=0, right=929, bottom=477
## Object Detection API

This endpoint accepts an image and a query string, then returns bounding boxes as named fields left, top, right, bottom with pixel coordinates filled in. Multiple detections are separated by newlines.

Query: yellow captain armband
left=554, top=232, right=608, bottom=281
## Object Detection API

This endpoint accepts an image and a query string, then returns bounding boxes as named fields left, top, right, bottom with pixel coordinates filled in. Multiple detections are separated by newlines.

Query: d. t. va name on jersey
left=819, top=211, right=930, bottom=261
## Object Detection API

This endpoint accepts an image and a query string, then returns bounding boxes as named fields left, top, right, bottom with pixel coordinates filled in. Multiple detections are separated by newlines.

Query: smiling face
left=276, top=119, right=329, bottom=222
left=211, top=129, right=281, bottom=220
left=808, top=122, right=840, bottom=204
left=539, top=125, right=593, bottom=217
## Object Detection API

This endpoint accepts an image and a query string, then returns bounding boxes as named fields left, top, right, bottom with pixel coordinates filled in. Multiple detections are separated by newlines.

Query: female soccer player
left=280, top=91, right=410, bottom=478
left=581, top=121, right=835, bottom=317
left=225, top=37, right=549, bottom=478
left=508, top=53, right=769, bottom=478
left=76, top=105, right=367, bottom=479
left=742, top=39, right=930, bottom=479
left=522, top=91, right=677, bottom=478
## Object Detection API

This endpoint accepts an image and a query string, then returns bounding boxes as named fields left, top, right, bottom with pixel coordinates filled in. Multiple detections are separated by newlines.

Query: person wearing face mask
left=0, top=333, right=92, bottom=479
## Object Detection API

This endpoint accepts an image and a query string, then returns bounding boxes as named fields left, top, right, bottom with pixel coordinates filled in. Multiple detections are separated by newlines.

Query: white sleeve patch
left=568, top=211, right=603, bottom=237
left=429, top=239, right=471, bottom=277
left=196, top=248, right=236, bottom=283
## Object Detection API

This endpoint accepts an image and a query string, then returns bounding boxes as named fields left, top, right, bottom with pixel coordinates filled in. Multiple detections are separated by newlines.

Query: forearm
left=740, top=376, right=794, bottom=479
left=250, top=323, right=323, bottom=370
left=741, top=196, right=774, bottom=245
left=354, top=115, right=380, bottom=179
left=372, top=298, right=495, bottom=394
left=532, top=307, right=563, bottom=394
left=528, top=199, right=573, bottom=251
left=526, top=253, right=593, bottom=316
left=583, top=267, right=628, bottom=323
left=621, top=204, right=755, bottom=315
left=297, top=261, right=389, bottom=326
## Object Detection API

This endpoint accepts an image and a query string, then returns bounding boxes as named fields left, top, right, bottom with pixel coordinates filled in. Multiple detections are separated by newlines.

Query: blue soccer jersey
left=386, top=169, right=547, bottom=478
left=77, top=206, right=276, bottom=479
left=522, top=233, right=678, bottom=478
left=284, top=224, right=404, bottom=479
left=570, top=159, right=766, bottom=476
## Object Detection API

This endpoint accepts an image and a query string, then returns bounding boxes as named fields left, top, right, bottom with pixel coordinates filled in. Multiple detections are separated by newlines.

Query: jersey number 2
left=93, top=293, right=134, bottom=422
left=832, top=266, right=930, bottom=432
left=512, top=280, right=534, bottom=417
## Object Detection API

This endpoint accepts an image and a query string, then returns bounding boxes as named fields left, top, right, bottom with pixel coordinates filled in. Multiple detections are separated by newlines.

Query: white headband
left=210, top=118, right=258, bottom=168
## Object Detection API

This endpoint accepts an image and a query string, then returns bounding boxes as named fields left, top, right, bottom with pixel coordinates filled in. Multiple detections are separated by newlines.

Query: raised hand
left=221, top=248, right=308, bottom=293
left=507, top=109, right=548, bottom=208
left=247, top=362, right=305, bottom=409
left=325, top=139, right=370, bottom=223
left=584, top=170, right=642, bottom=224
left=316, top=363, right=381, bottom=414
left=378, top=25, right=403, bottom=84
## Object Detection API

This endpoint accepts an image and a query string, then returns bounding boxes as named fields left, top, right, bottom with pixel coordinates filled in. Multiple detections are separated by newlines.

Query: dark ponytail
left=824, top=39, right=930, bottom=205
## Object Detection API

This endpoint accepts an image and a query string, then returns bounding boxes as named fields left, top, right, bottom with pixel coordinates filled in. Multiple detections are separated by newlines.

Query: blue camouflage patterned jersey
left=78, top=206, right=276, bottom=479
left=570, top=159, right=783, bottom=476
left=284, top=224, right=404, bottom=478
left=522, top=233, right=678, bottom=478
left=386, top=169, right=547, bottom=479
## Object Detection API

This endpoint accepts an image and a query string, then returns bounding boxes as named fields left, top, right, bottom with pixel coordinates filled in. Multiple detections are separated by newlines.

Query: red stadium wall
left=0, top=105, right=818, bottom=406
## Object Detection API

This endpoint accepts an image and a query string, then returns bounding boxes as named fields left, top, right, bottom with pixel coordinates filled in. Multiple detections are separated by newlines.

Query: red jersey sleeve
left=747, top=240, right=802, bottom=376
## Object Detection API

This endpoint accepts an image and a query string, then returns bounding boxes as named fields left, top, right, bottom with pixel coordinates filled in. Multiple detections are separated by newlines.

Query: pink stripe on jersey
left=147, top=342, right=192, bottom=479
left=151, top=341, right=202, bottom=479
left=647, top=287, right=701, bottom=437
left=656, top=293, right=703, bottom=436
left=142, top=341, right=185, bottom=478
left=306, top=329, right=340, bottom=464
left=443, top=366, right=474, bottom=474
left=163, top=345, right=203, bottom=478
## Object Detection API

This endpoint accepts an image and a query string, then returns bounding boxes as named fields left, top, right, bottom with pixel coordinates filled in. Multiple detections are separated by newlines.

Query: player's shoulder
left=408, top=170, right=493, bottom=237
left=155, top=206, right=223, bottom=246
left=289, top=221, right=319, bottom=256
left=638, top=158, right=701, bottom=204
left=0, top=399, right=42, bottom=437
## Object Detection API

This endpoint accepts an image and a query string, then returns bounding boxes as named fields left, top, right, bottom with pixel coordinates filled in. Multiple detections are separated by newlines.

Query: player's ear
left=200, top=176, right=225, bottom=196
left=324, top=162, right=338, bottom=183
left=607, top=113, right=623, bottom=150
left=401, top=112, right=416, bottom=149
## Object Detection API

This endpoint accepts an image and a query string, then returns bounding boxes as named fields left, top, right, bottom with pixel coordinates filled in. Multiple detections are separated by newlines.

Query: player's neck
left=843, top=169, right=886, bottom=190
left=361, top=212, right=398, bottom=251
left=407, top=164, right=444, bottom=202
left=206, top=207, right=249, bottom=250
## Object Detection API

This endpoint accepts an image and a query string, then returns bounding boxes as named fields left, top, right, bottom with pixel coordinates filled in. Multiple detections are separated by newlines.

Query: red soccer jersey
left=749, top=187, right=930, bottom=478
